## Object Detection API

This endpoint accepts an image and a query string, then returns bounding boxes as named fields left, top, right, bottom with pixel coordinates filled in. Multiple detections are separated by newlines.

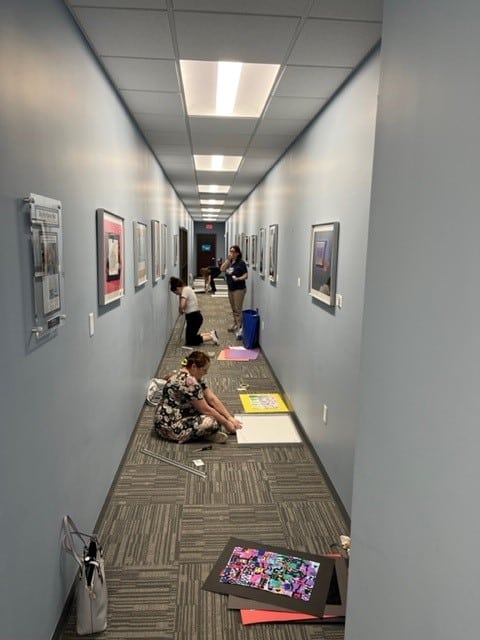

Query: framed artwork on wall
left=26, top=192, right=66, bottom=340
left=96, top=208, right=124, bottom=306
left=309, top=222, right=339, bottom=306
left=240, top=232, right=246, bottom=258
left=133, top=221, right=148, bottom=287
left=161, top=223, right=167, bottom=277
left=244, top=234, right=250, bottom=265
left=268, top=224, right=278, bottom=284
left=250, top=234, right=257, bottom=269
left=151, top=220, right=161, bottom=283
left=173, top=234, right=178, bottom=266
left=258, top=227, right=266, bottom=277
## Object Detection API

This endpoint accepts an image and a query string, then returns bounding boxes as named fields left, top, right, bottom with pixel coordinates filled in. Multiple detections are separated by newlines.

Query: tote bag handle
left=62, top=515, right=99, bottom=568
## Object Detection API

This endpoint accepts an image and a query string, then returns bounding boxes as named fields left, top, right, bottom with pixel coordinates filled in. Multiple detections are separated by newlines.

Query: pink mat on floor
left=218, top=347, right=260, bottom=361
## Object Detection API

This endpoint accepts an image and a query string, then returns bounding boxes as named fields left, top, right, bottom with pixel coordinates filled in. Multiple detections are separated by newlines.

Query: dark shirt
left=225, top=259, right=247, bottom=290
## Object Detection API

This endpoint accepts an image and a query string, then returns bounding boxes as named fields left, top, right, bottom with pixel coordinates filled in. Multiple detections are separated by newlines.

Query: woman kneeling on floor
left=169, top=276, right=219, bottom=346
left=154, top=351, right=242, bottom=444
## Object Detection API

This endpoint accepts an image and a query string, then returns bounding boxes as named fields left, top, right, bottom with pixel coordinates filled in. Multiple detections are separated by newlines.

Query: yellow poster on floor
left=239, top=393, right=290, bottom=413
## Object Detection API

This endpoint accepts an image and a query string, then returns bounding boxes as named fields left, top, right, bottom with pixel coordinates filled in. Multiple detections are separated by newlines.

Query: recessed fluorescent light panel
left=180, top=60, right=280, bottom=117
left=194, top=155, right=242, bottom=172
left=198, top=184, right=230, bottom=194
left=200, top=199, right=225, bottom=205
left=202, top=208, right=221, bottom=213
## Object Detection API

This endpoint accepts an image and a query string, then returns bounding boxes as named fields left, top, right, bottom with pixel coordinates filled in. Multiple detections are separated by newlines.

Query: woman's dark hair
left=184, top=351, right=211, bottom=369
left=169, top=276, right=184, bottom=292
left=230, top=245, right=242, bottom=260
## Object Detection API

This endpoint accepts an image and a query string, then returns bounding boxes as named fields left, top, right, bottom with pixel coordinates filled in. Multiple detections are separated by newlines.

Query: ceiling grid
left=65, top=0, right=382, bottom=220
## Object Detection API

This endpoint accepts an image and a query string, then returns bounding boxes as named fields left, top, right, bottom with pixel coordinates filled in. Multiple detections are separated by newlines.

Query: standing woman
left=169, top=277, right=219, bottom=346
left=221, top=245, right=248, bottom=335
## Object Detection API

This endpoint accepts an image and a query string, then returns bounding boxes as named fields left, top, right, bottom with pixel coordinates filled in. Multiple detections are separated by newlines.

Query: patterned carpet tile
left=178, top=504, right=286, bottom=563
left=260, top=445, right=312, bottom=464
left=97, top=503, right=182, bottom=567
left=183, top=460, right=273, bottom=505
left=265, top=462, right=333, bottom=501
left=61, top=568, right=177, bottom=639
left=277, top=501, right=349, bottom=554
left=107, top=463, right=187, bottom=504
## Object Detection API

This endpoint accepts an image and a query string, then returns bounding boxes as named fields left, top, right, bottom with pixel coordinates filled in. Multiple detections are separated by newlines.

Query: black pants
left=185, top=311, right=204, bottom=346
left=209, top=267, right=221, bottom=293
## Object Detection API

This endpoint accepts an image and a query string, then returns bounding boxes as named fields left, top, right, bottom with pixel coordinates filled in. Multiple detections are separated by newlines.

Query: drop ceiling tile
left=172, top=0, right=310, bottom=15
left=276, top=66, right=352, bottom=98
left=255, top=118, right=309, bottom=137
left=189, top=117, right=258, bottom=137
left=288, top=18, right=381, bottom=67
left=152, top=144, right=191, bottom=157
left=136, top=114, right=187, bottom=133
left=249, top=133, right=293, bottom=151
left=238, top=157, right=277, bottom=177
left=156, top=155, right=194, bottom=170
left=70, top=0, right=166, bottom=7
left=144, top=129, right=190, bottom=146
left=101, top=57, right=179, bottom=91
left=72, top=7, right=174, bottom=58
left=163, top=166, right=197, bottom=182
left=309, top=0, right=383, bottom=21
left=120, top=90, right=184, bottom=116
left=174, top=13, right=299, bottom=63
left=190, top=133, right=250, bottom=153
left=264, top=96, right=326, bottom=120
left=228, top=184, right=257, bottom=197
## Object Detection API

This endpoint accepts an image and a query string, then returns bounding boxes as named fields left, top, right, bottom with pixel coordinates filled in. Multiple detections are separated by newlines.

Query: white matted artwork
left=234, top=413, right=302, bottom=444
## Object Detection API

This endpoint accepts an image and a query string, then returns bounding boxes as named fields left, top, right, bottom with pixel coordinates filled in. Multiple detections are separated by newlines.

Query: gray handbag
left=62, top=515, right=108, bottom=635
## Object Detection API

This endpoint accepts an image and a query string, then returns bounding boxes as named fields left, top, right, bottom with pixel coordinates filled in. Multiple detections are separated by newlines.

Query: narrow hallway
left=61, top=291, right=348, bottom=640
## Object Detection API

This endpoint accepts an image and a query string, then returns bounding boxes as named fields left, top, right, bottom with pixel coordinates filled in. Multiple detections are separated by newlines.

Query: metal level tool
left=141, top=448, right=207, bottom=478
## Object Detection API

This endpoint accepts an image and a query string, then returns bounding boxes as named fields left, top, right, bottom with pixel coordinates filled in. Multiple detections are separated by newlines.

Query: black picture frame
left=258, top=228, right=266, bottom=277
left=268, top=224, right=278, bottom=283
left=309, top=222, right=339, bottom=306
left=203, top=537, right=336, bottom=617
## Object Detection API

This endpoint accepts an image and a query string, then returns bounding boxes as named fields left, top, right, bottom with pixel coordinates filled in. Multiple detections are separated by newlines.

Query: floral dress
left=154, top=370, right=218, bottom=443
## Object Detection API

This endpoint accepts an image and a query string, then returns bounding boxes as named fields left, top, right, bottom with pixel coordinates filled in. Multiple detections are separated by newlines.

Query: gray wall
left=227, top=51, right=380, bottom=513
left=346, top=2, right=480, bottom=639
left=0, top=1, right=192, bottom=638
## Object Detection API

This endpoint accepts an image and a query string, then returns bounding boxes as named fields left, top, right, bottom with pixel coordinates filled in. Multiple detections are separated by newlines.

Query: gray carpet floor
left=60, top=289, right=348, bottom=639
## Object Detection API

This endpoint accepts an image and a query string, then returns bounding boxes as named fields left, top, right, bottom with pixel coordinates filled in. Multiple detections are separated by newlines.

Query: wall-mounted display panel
left=27, top=193, right=65, bottom=338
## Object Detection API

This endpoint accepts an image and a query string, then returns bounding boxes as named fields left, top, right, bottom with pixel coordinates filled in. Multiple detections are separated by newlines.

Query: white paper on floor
left=234, top=413, right=302, bottom=444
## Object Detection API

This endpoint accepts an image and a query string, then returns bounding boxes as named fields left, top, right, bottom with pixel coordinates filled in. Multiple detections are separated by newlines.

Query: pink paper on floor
left=240, top=609, right=319, bottom=624
left=217, top=348, right=259, bottom=361
left=228, top=347, right=259, bottom=360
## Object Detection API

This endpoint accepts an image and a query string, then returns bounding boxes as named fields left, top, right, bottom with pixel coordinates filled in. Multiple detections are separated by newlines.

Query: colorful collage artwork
left=203, top=537, right=336, bottom=617
left=240, top=393, right=289, bottom=413
left=220, top=546, right=320, bottom=602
